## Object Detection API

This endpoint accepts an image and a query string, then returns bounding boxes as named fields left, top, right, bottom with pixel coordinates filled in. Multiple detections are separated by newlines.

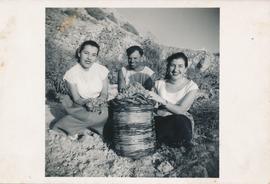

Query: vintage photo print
left=45, top=8, right=219, bottom=177
left=1, top=1, right=270, bottom=184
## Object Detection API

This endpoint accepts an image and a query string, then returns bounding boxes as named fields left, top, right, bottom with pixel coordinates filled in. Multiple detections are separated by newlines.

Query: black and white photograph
left=45, top=8, right=219, bottom=177
left=1, top=0, right=270, bottom=183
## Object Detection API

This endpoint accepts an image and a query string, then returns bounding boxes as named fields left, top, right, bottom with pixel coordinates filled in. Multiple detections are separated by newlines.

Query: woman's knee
left=53, top=115, right=75, bottom=128
left=53, top=115, right=66, bottom=127
left=97, top=108, right=109, bottom=121
left=101, top=107, right=109, bottom=117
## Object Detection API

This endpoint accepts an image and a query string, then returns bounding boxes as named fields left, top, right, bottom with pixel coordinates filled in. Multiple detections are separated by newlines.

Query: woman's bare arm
left=149, top=89, right=198, bottom=115
left=99, top=78, right=109, bottom=100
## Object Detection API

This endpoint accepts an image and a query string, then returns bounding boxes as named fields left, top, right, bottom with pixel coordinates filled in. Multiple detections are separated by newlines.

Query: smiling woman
left=52, top=40, right=109, bottom=140
left=78, top=46, right=98, bottom=69
left=149, top=52, right=199, bottom=149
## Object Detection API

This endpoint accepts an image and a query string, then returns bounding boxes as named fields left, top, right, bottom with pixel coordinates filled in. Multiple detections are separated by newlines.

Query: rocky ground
left=45, top=90, right=219, bottom=177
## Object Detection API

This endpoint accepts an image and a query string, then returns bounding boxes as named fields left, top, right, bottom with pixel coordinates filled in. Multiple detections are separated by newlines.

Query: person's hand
left=97, top=96, right=107, bottom=104
left=148, top=91, right=166, bottom=104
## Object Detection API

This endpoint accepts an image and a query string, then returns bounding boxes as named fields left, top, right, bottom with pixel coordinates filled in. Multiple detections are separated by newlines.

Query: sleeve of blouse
left=63, top=70, right=76, bottom=84
left=100, top=66, right=109, bottom=80
left=187, top=81, right=199, bottom=93
left=145, top=66, right=155, bottom=76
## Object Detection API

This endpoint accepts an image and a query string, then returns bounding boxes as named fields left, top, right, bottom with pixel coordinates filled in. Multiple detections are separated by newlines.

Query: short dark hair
left=166, top=52, right=188, bottom=67
left=126, top=45, right=143, bottom=57
left=75, top=40, right=100, bottom=61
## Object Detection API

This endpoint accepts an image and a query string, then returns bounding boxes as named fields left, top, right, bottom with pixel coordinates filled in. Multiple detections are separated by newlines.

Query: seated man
left=118, top=45, right=155, bottom=91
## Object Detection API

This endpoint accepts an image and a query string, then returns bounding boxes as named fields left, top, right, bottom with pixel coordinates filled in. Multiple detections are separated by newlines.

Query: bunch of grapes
left=111, top=82, right=155, bottom=106
left=85, top=97, right=108, bottom=113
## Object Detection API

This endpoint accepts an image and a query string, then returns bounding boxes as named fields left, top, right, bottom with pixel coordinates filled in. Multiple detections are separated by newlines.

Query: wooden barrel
left=111, top=104, right=156, bottom=159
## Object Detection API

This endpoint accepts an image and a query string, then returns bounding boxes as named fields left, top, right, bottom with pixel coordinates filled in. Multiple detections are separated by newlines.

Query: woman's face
left=128, top=50, right=143, bottom=70
left=78, top=45, right=98, bottom=69
left=168, top=58, right=187, bottom=81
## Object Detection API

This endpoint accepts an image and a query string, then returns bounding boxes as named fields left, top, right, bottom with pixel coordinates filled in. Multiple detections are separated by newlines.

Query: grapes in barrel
left=111, top=82, right=155, bottom=106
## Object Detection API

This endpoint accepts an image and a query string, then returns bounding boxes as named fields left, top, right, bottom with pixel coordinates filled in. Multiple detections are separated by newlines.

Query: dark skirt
left=154, top=114, right=193, bottom=147
left=53, top=95, right=108, bottom=136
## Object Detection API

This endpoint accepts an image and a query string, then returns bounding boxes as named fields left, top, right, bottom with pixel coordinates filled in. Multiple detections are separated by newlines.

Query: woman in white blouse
left=53, top=40, right=109, bottom=140
left=149, top=52, right=199, bottom=149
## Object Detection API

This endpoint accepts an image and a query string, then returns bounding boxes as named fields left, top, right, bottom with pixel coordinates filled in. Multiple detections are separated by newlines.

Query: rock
left=157, top=161, right=174, bottom=173
left=207, top=144, right=216, bottom=152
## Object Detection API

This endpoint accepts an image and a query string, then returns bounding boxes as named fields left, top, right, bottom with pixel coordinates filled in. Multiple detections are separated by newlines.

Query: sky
left=116, top=8, right=219, bottom=53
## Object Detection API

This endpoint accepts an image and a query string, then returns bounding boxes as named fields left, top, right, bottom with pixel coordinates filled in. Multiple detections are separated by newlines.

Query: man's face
left=128, top=50, right=143, bottom=70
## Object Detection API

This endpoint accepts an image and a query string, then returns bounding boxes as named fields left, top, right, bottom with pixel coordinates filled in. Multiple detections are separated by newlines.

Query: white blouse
left=63, top=63, right=109, bottom=99
left=155, top=79, right=199, bottom=134
left=155, top=79, right=199, bottom=105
